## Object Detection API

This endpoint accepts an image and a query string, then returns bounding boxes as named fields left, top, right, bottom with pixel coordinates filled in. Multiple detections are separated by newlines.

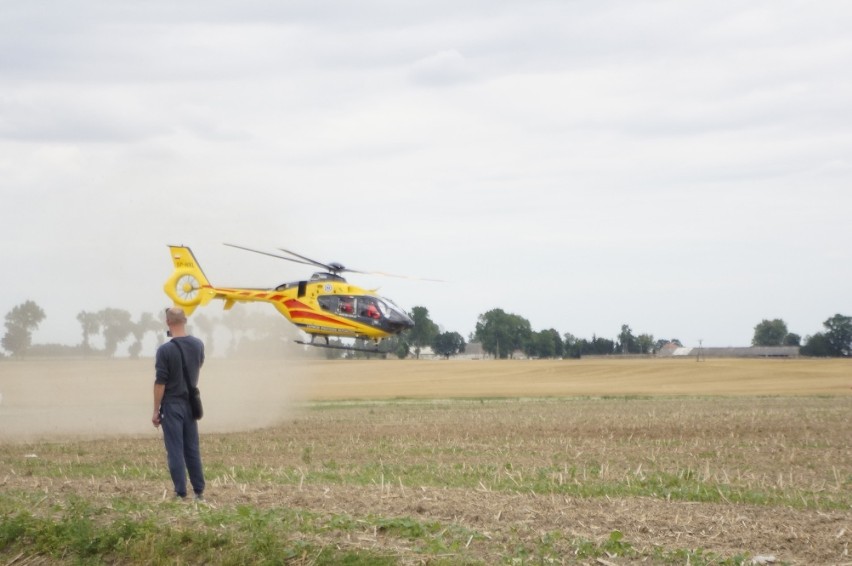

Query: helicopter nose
left=389, top=311, right=415, bottom=332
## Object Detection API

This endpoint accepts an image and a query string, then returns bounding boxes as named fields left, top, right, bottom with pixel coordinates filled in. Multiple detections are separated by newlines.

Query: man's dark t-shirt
left=155, top=336, right=205, bottom=402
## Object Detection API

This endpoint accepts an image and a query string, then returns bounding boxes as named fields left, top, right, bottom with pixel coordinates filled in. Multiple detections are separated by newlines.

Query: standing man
left=153, top=307, right=206, bottom=501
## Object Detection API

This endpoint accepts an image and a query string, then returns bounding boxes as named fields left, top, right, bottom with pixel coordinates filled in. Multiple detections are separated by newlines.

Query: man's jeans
left=160, top=400, right=205, bottom=498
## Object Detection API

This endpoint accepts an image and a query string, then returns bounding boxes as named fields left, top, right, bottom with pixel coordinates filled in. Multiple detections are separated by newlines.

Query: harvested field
left=1, top=357, right=851, bottom=564
left=1, top=357, right=848, bottom=440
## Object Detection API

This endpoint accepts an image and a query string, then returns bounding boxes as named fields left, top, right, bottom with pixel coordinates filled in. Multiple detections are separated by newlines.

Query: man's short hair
left=165, top=307, right=187, bottom=325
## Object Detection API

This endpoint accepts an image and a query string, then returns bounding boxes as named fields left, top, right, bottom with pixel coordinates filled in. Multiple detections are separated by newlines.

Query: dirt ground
left=1, top=357, right=849, bottom=441
left=2, top=357, right=851, bottom=564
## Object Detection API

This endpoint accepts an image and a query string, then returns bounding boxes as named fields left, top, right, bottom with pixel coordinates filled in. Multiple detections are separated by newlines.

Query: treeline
left=386, top=307, right=679, bottom=360
left=0, top=301, right=303, bottom=359
left=2, top=299, right=851, bottom=359
left=470, top=308, right=676, bottom=359
left=392, top=308, right=852, bottom=360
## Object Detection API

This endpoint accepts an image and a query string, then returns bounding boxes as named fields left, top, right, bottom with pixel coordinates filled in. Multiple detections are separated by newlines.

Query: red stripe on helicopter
left=284, top=299, right=358, bottom=328
left=212, top=289, right=282, bottom=300
left=284, top=299, right=309, bottom=310
left=228, top=290, right=273, bottom=299
left=290, top=310, right=358, bottom=328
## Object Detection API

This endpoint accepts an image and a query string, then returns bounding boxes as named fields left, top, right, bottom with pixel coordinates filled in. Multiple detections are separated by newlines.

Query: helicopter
left=163, top=244, right=417, bottom=351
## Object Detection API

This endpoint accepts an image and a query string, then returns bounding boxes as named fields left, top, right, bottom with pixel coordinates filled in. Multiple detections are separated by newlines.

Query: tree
left=378, top=335, right=410, bottom=359
left=407, top=306, right=439, bottom=359
left=222, top=305, right=250, bottom=355
left=618, top=324, right=636, bottom=354
left=432, top=331, right=465, bottom=359
left=752, top=319, right=788, bottom=347
left=128, top=312, right=162, bottom=359
left=593, top=336, right=616, bottom=355
left=800, top=333, right=832, bottom=357
left=636, top=334, right=655, bottom=354
left=578, top=335, right=616, bottom=356
left=823, top=314, right=852, bottom=357
left=615, top=325, right=652, bottom=354
left=783, top=333, right=801, bottom=347
left=800, top=315, right=852, bottom=357
left=526, top=329, right=563, bottom=358
left=474, top=309, right=531, bottom=359
left=563, top=332, right=581, bottom=358
left=2, top=300, right=46, bottom=357
left=97, top=308, right=133, bottom=357
left=76, top=311, right=101, bottom=354
left=192, top=313, right=218, bottom=356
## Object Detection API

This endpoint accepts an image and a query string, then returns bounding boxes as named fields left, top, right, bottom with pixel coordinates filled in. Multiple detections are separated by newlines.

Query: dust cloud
left=0, top=356, right=310, bottom=443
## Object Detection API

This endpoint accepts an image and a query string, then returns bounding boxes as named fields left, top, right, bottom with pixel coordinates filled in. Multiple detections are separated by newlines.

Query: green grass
left=0, top=491, right=753, bottom=565
left=0, top=492, right=395, bottom=565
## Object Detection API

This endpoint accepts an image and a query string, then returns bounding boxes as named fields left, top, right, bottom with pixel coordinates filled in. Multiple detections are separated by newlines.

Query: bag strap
left=171, top=339, right=194, bottom=397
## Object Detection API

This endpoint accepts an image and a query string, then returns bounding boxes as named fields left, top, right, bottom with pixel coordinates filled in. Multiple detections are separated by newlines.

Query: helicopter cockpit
left=318, top=294, right=414, bottom=332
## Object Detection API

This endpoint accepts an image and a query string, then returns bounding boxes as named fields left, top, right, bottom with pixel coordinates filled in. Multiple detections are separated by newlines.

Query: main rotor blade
left=227, top=243, right=445, bottom=281
left=277, top=247, right=446, bottom=280
left=223, top=243, right=317, bottom=268
left=277, top=248, right=342, bottom=273
left=364, top=271, right=447, bottom=283
left=277, top=248, right=443, bottom=280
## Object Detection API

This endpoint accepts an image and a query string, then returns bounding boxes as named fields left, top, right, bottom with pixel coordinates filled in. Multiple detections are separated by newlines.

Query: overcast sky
left=2, top=1, right=850, bottom=352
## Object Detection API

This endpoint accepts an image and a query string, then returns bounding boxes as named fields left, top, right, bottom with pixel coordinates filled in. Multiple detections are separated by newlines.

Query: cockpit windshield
left=376, top=298, right=405, bottom=319
left=318, top=295, right=405, bottom=321
left=316, top=293, right=414, bottom=332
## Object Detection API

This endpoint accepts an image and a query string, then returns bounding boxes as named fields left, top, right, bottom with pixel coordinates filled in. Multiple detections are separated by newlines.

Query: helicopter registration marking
left=301, top=325, right=358, bottom=336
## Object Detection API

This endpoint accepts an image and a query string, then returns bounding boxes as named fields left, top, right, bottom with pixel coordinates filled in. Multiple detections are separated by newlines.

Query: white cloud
left=409, top=50, right=473, bottom=86
left=1, top=0, right=851, bottom=350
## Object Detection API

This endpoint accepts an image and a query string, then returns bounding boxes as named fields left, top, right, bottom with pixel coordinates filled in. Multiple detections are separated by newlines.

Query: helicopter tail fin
left=163, top=245, right=213, bottom=315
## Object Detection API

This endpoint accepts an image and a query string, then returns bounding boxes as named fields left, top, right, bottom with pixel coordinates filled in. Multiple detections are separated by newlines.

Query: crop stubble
left=1, top=358, right=851, bottom=563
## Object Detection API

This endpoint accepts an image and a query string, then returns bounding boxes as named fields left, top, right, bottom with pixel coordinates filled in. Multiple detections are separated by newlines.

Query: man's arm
left=152, top=383, right=165, bottom=427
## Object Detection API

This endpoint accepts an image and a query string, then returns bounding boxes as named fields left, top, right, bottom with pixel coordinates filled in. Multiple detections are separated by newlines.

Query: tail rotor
left=163, top=246, right=211, bottom=313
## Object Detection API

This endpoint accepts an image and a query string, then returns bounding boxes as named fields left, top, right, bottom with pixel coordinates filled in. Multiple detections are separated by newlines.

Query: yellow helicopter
left=163, top=244, right=416, bottom=351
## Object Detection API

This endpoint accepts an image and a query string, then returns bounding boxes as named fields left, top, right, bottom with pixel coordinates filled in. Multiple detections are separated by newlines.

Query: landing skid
left=294, top=340, right=381, bottom=354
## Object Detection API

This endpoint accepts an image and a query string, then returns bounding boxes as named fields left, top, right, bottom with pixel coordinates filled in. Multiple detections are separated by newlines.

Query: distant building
left=412, top=346, right=437, bottom=360
left=658, top=346, right=799, bottom=358
left=411, top=343, right=490, bottom=360
left=457, top=341, right=493, bottom=360
left=658, top=342, right=681, bottom=355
